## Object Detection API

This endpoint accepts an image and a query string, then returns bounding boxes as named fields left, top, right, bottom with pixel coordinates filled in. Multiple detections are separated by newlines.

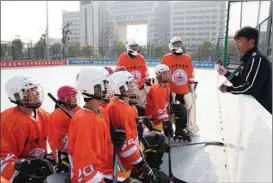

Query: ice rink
left=1, top=66, right=230, bottom=182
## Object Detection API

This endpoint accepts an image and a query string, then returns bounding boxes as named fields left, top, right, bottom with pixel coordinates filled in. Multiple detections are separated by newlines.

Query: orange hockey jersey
left=1, top=176, right=10, bottom=183
left=1, top=107, right=50, bottom=182
left=116, top=52, right=149, bottom=89
left=99, top=104, right=129, bottom=181
left=106, top=98, right=143, bottom=171
left=145, top=82, right=170, bottom=126
left=161, top=53, right=194, bottom=94
left=48, top=106, right=81, bottom=158
left=68, top=107, right=127, bottom=183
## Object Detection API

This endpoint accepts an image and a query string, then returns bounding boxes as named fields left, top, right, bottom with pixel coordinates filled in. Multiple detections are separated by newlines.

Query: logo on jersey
left=172, top=69, right=188, bottom=86
left=130, top=70, right=141, bottom=83
left=29, top=148, right=46, bottom=158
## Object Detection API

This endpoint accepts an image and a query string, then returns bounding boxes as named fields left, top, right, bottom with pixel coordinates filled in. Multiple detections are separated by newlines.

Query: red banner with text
left=0, top=60, right=67, bottom=68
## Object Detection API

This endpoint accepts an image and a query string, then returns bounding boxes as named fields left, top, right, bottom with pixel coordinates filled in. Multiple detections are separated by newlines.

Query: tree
left=114, top=40, right=125, bottom=58
left=11, top=38, right=23, bottom=60
left=67, top=43, right=77, bottom=58
left=50, top=43, right=62, bottom=59
left=1, top=42, right=11, bottom=59
left=81, top=45, right=93, bottom=58
left=228, top=40, right=238, bottom=55
left=199, top=40, right=212, bottom=61
left=154, top=45, right=165, bottom=60
left=33, top=34, right=47, bottom=59
left=62, top=21, right=72, bottom=59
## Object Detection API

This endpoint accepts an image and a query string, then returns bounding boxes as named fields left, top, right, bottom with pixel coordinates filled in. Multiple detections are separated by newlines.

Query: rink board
left=1, top=66, right=271, bottom=183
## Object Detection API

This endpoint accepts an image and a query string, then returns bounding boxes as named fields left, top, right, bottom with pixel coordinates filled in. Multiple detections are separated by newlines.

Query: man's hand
left=219, top=85, right=228, bottom=93
left=217, top=67, right=228, bottom=76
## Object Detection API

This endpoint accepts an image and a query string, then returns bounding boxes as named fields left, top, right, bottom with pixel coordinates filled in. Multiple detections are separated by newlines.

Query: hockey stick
left=220, top=63, right=245, bottom=86
left=48, top=92, right=120, bottom=182
left=113, top=148, right=118, bottom=183
left=170, top=141, right=224, bottom=148
left=47, top=93, right=72, bottom=118
left=168, top=105, right=188, bottom=183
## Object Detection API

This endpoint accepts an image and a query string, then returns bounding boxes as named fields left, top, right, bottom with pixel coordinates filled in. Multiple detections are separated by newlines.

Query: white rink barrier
left=219, top=93, right=272, bottom=182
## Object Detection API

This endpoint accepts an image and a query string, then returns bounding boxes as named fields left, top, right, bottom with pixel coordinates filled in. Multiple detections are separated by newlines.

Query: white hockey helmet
left=5, top=75, right=44, bottom=109
left=76, top=67, right=109, bottom=100
left=126, top=39, right=139, bottom=56
left=108, top=71, right=139, bottom=98
left=155, top=64, right=171, bottom=83
left=168, top=36, right=183, bottom=54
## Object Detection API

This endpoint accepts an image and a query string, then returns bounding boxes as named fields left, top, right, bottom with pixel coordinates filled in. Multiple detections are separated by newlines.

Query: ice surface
left=1, top=66, right=230, bottom=182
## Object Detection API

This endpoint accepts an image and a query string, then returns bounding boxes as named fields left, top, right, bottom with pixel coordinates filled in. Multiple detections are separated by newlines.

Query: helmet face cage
left=130, top=45, right=139, bottom=52
left=119, top=80, right=139, bottom=98
left=91, top=79, right=109, bottom=100
left=15, top=85, right=44, bottom=109
left=172, top=41, right=182, bottom=48
left=156, top=70, right=171, bottom=83
left=60, top=90, right=79, bottom=107
left=126, top=40, right=139, bottom=56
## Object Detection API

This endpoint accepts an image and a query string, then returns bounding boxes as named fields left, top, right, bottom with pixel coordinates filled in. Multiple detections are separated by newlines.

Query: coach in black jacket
left=218, top=26, right=272, bottom=114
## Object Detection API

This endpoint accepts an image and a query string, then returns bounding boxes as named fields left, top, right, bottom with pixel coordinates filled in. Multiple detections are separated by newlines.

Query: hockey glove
left=13, top=158, right=53, bottom=182
left=111, top=127, right=126, bottom=149
left=151, top=78, right=156, bottom=85
left=132, top=160, right=156, bottom=183
left=162, top=120, right=173, bottom=137
left=139, top=116, right=153, bottom=131
left=145, top=78, right=152, bottom=86
left=44, top=153, right=56, bottom=165
left=56, top=150, right=70, bottom=173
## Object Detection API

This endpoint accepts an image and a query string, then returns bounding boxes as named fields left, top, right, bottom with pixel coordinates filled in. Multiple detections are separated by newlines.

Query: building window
left=211, top=15, right=217, bottom=19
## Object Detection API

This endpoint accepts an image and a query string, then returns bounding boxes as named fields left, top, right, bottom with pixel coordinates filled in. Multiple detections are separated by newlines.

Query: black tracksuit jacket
left=225, top=46, right=272, bottom=114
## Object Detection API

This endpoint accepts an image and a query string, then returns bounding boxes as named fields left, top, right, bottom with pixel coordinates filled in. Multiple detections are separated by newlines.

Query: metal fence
left=224, top=14, right=272, bottom=69
left=256, top=15, right=272, bottom=62
left=1, top=41, right=219, bottom=62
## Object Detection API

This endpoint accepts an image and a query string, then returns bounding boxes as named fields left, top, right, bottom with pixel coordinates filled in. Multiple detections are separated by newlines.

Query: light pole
left=240, top=2, right=243, bottom=28
left=223, top=1, right=231, bottom=67
left=46, top=1, right=49, bottom=59
left=257, top=1, right=261, bottom=26
left=149, top=7, right=155, bottom=61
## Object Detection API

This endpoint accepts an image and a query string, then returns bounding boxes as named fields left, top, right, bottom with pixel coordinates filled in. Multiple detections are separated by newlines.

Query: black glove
left=44, top=153, right=56, bottom=165
left=111, top=127, right=126, bottom=149
left=13, top=158, right=54, bottom=182
left=151, top=78, right=156, bottom=85
left=162, top=121, right=173, bottom=137
left=136, top=118, right=144, bottom=140
left=139, top=116, right=153, bottom=131
left=145, top=78, right=152, bottom=86
left=133, top=160, right=156, bottom=183
left=56, top=150, right=70, bottom=173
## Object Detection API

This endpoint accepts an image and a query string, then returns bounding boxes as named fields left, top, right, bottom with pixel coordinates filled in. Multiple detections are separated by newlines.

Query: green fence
left=1, top=41, right=219, bottom=62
